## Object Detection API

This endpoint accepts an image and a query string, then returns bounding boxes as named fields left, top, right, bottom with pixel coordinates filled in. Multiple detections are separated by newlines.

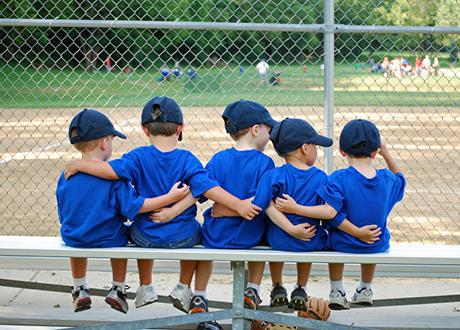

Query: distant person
left=104, top=57, right=113, bottom=72
left=158, top=66, right=171, bottom=81
left=187, top=68, right=197, bottom=80
left=432, top=57, right=440, bottom=77
left=421, top=55, right=431, bottom=77
left=381, top=57, right=390, bottom=77
left=239, top=64, right=245, bottom=74
left=320, top=63, right=325, bottom=76
left=256, top=59, right=270, bottom=79
left=173, top=62, right=182, bottom=78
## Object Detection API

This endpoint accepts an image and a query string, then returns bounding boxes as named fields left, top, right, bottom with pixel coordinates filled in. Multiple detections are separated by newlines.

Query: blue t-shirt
left=56, top=172, right=144, bottom=248
left=109, top=145, right=218, bottom=244
left=318, top=166, right=406, bottom=253
left=253, top=164, right=329, bottom=252
left=201, top=148, right=274, bottom=248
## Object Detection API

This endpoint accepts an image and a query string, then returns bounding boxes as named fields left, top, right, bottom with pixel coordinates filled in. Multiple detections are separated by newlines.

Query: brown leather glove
left=298, top=296, right=331, bottom=321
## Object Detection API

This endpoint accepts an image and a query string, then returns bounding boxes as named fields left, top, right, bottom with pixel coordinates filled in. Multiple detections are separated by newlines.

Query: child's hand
left=64, top=160, right=80, bottom=179
left=150, top=208, right=177, bottom=223
left=274, top=194, right=299, bottom=214
left=167, top=181, right=190, bottom=202
left=355, top=224, right=381, bottom=244
left=289, top=223, right=316, bottom=241
left=378, top=143, right=389, bottom=157
left=235, top=198, right=261, bottom=220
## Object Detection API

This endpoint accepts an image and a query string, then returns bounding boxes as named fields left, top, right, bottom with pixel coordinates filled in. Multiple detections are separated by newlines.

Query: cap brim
left=265, top=118, right=278, bottom=128
left=112, top=129, right=127, bottom=139
left=312, top=135, right=333, bottom=147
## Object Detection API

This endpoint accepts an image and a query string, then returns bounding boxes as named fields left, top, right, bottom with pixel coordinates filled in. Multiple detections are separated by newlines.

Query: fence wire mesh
left=1, top=0, right=459, bottom=244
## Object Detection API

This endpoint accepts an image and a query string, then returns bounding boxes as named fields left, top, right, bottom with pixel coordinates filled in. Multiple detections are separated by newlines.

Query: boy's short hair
left=228, top=127, right=250, bottom=141
left=141, top=96, right=183, bottom=140
left=339, top=119, right=381, bottom=157
left=70, top=128, right=100, bottom=152
left=143, top=121, right=180, bottom=137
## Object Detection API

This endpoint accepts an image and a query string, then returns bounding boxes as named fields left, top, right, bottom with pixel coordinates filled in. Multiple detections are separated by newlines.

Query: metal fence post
left=324, top=0, right=335, bottom=174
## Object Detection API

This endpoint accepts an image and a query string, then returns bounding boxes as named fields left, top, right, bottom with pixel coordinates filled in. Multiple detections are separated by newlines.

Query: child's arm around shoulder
left=274, top=194, right=337, bottom=219
left=139, top=182, right=190, bottom=214
left=337, top=219, right=381, bottom=244
left=150, top=191, right=198, bottom=223
left=64, top=159, right=118, bottom=180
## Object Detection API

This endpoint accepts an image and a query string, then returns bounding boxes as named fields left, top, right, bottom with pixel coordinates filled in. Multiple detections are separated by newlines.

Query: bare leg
left=328, top=263, right=345, bottom=281
left=360, top=263, right=376, bottom=283
left=248, top=262, right=265, bottom=285
left=137, top=259, right=153, bottom=285
left=110, top=258, right=128, bottom=283
left=269, top=262, right=284, bottom=285
left=296, top=262, right=311, bottom=287
left=70, top=257, right=87, bottom=279
left=194, top=261, right=213, bottom=291
left=180, top=260, right=198, bottom=287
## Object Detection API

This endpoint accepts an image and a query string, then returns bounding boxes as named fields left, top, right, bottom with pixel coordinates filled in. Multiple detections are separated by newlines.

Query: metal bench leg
left=231, top=261, right=245, bottom=330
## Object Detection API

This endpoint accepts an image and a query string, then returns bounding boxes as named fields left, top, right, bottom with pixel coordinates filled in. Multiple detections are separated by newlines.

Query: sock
left=330, top=280, right=345, bottom=293
left=112, top=281, right=125, bottom=292
left=247, top=282, right=260, bottom=292
left=178, top=282, right=189, bottom=289
left=73, top=277, right=88, bottom=289
left=194, top=290, right=207, bottom=299
left=358, top=281, right=372, bottom=290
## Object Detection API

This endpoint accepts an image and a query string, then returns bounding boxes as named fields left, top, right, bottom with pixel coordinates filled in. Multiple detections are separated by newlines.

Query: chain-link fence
left=1, top=0, right=459, bottom=244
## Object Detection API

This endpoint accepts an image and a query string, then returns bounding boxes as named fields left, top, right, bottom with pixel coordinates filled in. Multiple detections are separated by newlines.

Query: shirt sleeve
left=185, top=154, right=219, bottom=198
left=252, top=170, right=281, bottom=210
left=317, top=174, right=344, bottom=213
left=328, top=209, right=348, bottom=228
left=109, top=151, right=141, bottom=184
left=113, top=181, right=145, bottom=220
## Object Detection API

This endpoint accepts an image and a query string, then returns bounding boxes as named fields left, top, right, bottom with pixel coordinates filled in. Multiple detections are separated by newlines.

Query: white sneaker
left=134, top=284, right=158, bottom=308
left=169, top=284, right=193, bottom=313
left=328, top=288, right=350, bottom=310
left=351, top=287, right=373, bottom=305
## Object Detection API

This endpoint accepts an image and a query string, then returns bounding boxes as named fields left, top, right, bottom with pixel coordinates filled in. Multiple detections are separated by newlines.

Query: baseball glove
left=298, top=296, right=331, bottom=321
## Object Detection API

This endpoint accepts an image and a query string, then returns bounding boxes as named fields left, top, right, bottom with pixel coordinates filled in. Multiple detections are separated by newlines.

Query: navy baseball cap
left=222, top=99, right=278, bottom=133
left=141, top=96, right=183, bottom=125
left=339, top=119, right=381, bottom=157
left=270, top=118, right=333, bottom=155
left=68, top=109, right=126, bottom=145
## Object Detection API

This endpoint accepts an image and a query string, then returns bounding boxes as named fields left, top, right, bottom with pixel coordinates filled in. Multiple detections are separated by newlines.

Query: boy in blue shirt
left=274, top=119, right=405, bottom=310
left=57, top=109, right=189, bottom=314
left=64, top=97, right=260, bottom=317
left=198, top=100, right=277, bottom=312
left=251, top=118, right=332, bottom=311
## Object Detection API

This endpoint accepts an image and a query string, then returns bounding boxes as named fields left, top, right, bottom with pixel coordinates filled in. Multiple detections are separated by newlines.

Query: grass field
left=1, top=64, right=460, bottom=108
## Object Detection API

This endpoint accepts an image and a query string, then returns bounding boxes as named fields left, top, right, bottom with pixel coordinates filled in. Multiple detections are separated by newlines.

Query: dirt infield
left=1, top=106, right=459, bottom=244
